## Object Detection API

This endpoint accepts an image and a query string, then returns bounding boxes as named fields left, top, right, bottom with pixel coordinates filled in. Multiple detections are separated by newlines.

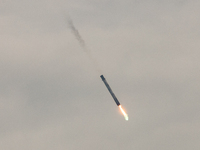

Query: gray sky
left=0, top=0, right=200, bottom=149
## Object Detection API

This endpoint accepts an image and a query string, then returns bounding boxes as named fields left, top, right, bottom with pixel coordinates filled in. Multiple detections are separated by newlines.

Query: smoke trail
left=67, top=17, right=102, bottom=74
left=67, top=18, right=87, bottom=51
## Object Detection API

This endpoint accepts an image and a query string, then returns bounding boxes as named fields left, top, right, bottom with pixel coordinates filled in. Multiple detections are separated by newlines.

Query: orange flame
left=119, top=105, right=128, bottom=121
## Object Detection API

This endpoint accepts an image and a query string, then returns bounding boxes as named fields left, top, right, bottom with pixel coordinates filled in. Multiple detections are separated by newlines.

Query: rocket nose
left=100, top=75, right=105, bottom=80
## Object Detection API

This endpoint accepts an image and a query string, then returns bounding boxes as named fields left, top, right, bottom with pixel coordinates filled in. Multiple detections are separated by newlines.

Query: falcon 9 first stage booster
left=100, top=75, right=120, bottom=106
left=100, top=75, right=128, bottom=120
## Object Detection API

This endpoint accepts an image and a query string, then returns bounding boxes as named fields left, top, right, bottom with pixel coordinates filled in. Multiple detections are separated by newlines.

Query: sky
left=0, top=0, right=200, bottom=149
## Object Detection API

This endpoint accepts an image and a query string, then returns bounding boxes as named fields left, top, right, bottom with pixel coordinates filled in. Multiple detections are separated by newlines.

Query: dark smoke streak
left=67, top=18, right=87, bottom=51
left=67, top=17, right=102, bottom=74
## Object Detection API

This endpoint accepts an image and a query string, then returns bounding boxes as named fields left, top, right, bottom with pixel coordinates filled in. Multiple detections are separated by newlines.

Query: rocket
left=100, top=75, right=129, bottom=120
left=100, top=75, right=120, bottom=106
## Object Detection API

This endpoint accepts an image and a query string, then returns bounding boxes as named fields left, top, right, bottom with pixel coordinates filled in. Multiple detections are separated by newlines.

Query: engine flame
left=119, top=105, right=128, bottom=121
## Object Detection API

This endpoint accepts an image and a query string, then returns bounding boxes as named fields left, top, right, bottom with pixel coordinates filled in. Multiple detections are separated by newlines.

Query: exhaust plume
left=119, top=105, right=129, bottom=121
